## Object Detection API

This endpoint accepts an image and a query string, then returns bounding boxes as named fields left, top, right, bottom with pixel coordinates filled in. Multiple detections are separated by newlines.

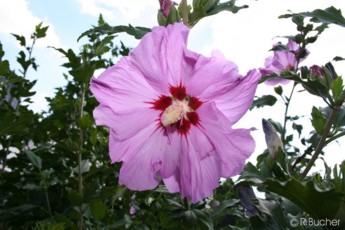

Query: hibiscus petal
left=129, top=23, right=190, bottom=92
left=90, top=58, right=158, bottom=111
left=197, top=102, right=255, bottom=177
left=94, top=104, right=159, bottom=141
left=112, top=124, right=180, bottom=190
left=211, top=69, right=261, bottom=125
left=187, top=50, right=240, bottom=99
left=163, top=127, right=221, bottom=203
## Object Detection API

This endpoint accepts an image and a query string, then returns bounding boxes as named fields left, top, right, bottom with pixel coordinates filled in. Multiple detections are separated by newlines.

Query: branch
left=300, top=90, right=345, bottom=178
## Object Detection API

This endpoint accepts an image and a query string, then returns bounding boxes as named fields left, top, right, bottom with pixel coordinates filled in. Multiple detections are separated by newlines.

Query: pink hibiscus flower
left=90, top=23, right=260, bottom=203
left=260, top=39, right=307, bottom=86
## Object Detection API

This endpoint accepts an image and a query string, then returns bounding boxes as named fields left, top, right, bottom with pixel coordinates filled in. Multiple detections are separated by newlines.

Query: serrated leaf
left=11, top=34, right=26, bottom=47
left=34, top=22, right=49, bottom=38
left=311, top=106, right=326, bottom=134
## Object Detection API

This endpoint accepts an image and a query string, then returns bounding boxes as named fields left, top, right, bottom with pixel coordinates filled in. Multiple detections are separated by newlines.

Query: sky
left=0, top=0, right=345, bottom=172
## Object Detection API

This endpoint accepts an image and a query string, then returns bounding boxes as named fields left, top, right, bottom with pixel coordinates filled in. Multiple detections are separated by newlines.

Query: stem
left=181, top=0, right=189, bottom=26
left=183, top=197, right=190, bottom=210
left=44, top=188, right=53, bottom=220
left=78, top=83, right=86, bottom=230
left=325, top=130, right=345, bottom=146
left=281, top=82, right=297, bottom=147
left=23, top=37, right=37, bottom=78
left=300, top=91, right=345, bottom=179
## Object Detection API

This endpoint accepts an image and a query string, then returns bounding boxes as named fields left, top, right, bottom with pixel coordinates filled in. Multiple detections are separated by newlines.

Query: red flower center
left=150, top=84, right=202, bottom=135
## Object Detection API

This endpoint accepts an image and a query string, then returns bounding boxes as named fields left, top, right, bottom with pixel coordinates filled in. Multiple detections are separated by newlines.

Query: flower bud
left=310, top=65, right=325, bottom=78
left=262, top=119, right=284, bottom=158
left=237, top=185, right=259, bottom=217
left=159, top=0, right=173, bottom=17
left=157, top=0, right=180, bottom=26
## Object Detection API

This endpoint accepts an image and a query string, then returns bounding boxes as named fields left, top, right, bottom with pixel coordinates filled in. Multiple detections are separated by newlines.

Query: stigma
left=161, top=99, right=190, bottom=127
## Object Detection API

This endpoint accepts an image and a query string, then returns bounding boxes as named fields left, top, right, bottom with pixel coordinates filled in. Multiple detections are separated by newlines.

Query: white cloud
left=77, top=0, right=157, bottom=27
left=0, top=0, right=62, bottom=49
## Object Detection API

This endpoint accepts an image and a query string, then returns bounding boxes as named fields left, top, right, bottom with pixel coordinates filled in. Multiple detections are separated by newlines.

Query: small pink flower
left=260, top=39, right=308, bottom=86
left=90, top=23, right=260, bottom=203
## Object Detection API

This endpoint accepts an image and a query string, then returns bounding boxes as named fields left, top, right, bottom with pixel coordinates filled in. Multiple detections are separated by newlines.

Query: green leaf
left=292, top=122, right=303, bottom=137
left=238, top=162, right=266, bottom=184
left=24, top=150, right=42, bottom=171
left=0, top=60, right=9, bottom=75
left=274, top=86, right=283, bottom=95
left=90, top=200, right=107, bottom=221
left=251, top=95, right=277, bottom=110
left=264, top=178, right=344, bottom=219
left=250, top=199, right=290, bottom=230
left=11, top=34, right=26, bottom=47
left=77, top=24, right=151, bottom=41
left=334, top=56, right=345, bottom=61
left=301, top=79, right=330, bottom=102
left=207, top=0, right=248, bottom=16
left=298, top=6, right=345, bottom=28
left=311, top=106, right=326, bottom=134
left=90, top=128, right=98, bottom=145
left=34, top=22, right=49, bottom=38
left=210, top=199, right=239, bottom=218
left=332, top=77, right=344, bottom=104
